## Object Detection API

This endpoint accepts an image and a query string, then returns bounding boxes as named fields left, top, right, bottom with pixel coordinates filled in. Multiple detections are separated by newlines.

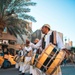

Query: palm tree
left=0, top=0, right=36, bottom=41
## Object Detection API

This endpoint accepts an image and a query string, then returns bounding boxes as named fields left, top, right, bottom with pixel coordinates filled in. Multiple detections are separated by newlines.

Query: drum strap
left=50, top=31, right=57, bottom=46
left=42, top=31, right=57, bottom=49
left=18, top=50, right=23, bottom=56
left=24, top=50, right=29, bottom=56
left=42, top=35, right=46, bottom=49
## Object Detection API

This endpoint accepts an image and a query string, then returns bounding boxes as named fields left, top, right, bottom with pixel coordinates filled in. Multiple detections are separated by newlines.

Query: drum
left=31, top=53, right=39, bottom=65
left=14, top=55, right=21, bottom=63
left=31, top=44, right=66, bottom=75
left=20, top=56, right=25, bottom=62
left=31, top=54, right=36, bottom=65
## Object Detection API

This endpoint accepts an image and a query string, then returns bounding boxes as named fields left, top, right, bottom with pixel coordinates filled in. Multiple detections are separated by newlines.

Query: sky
left=29, top=0, right=75, bottom=46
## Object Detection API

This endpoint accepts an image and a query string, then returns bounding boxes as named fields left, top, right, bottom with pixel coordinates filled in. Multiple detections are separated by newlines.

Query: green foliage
left=0, top=0, right=36, bottom=22
left=0, top=0, right=37, bottom=41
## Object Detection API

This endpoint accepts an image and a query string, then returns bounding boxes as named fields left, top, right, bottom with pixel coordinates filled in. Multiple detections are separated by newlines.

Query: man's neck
left=45, top=30, right=50, bottom=35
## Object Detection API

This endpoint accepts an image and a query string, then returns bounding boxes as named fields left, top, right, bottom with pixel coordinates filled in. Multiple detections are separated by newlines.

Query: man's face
left=34, top=39, right=39, bottom=44
left=26, top=40, right=30, bottom=45
left=41, top=26, right=47, bottom=34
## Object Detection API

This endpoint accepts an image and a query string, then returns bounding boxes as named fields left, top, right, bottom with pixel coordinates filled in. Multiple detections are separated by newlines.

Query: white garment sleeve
left=21, top=51, right=24, bottom=56
left=33, top=48, right=37, bottom=53
left=30, top=39, right=42, bottom=49
left=56, top=32, right=65, bottom=49
left=29, top=46, right=32, bottom=51
left=23, top=47, right=28, bottom=55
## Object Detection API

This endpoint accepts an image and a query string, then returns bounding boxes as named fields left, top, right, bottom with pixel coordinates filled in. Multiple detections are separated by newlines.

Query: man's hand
left=62, top=48, right=70, bottom=54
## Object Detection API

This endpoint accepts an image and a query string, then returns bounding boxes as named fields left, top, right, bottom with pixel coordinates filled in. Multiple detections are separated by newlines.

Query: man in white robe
left=30, top=24, right=65, bottom=75
left=21, top=40, right=32, bottom=75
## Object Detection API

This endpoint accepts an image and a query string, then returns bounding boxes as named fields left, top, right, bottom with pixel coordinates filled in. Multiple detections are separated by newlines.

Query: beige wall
left=68, top=41, right=73, bottom=47
left=0, top=32, right=16, bottom=41
left=58, top=32, right=63, bottom=41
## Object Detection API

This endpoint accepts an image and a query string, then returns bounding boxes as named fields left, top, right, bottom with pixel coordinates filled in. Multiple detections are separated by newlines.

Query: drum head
left=31, top=54, right=39, bottom=65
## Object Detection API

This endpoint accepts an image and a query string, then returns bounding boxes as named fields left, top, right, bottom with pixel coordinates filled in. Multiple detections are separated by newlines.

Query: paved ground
left=61, top=65, right=75, bottom=75
left=0, top=65, right=75, bottom=75
left=0, top=68, right=19, bottom=75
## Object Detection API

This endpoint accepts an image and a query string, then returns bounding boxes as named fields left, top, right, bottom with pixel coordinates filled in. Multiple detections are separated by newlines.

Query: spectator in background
left=33, top=38, right=42, bottom=54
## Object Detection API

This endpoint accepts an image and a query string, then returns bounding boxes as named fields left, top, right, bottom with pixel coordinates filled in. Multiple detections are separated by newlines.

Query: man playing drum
left=30, top=24, right=65, bottom=75
left=21, top=39, right=32, bottom=75
left=19, top=44, right=25, bottom=73
left=30, top=38, right=43, bottom=75
left=15, top=46, right=23, bottom=70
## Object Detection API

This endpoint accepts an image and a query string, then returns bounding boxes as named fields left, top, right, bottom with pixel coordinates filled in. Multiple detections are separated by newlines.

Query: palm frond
left=15, top=8, right=30, bottom=13
left=7, top=26, right=13, bottom=35
left=13, top=26, right=24, bottom=41
left=3, top=0, right=12, bottom=9
left=7, top=26, right=25, bottom=41
left=22, top=28, right=27, bottom=34
left=14, top=25, right=24, bottom=34
left=9, top=26, right=17, bottom=37
left=0, top=0, right=13, bottom=17
left=18, top=14, right=36, bottom=22
left=14, top=2, right=36, bottom=6
left=0, top=0, right=36, bottom=41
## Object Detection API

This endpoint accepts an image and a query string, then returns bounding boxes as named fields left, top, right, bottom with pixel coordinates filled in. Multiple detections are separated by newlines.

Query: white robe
left=19, top=50, right=24, bottom=71
left=15, top=50, right=23, bottom=70
left=22, top=46, right=32, bottom=73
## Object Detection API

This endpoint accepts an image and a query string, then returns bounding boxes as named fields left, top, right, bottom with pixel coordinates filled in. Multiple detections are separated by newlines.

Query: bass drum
left=20, top=56, right=25, bottom=62
left=14, top=55, right=20, bottom=63
left=31, top=53, right=39, bottom=65
left=31, top=44, right=66, bottom=75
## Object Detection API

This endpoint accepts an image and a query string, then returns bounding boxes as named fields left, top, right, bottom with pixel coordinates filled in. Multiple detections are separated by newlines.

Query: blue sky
left=29, top=0, right=75, bottom=46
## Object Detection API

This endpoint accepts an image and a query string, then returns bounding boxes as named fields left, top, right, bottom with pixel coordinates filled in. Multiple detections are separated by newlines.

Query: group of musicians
left=14, top=24, right=65, bottom=75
